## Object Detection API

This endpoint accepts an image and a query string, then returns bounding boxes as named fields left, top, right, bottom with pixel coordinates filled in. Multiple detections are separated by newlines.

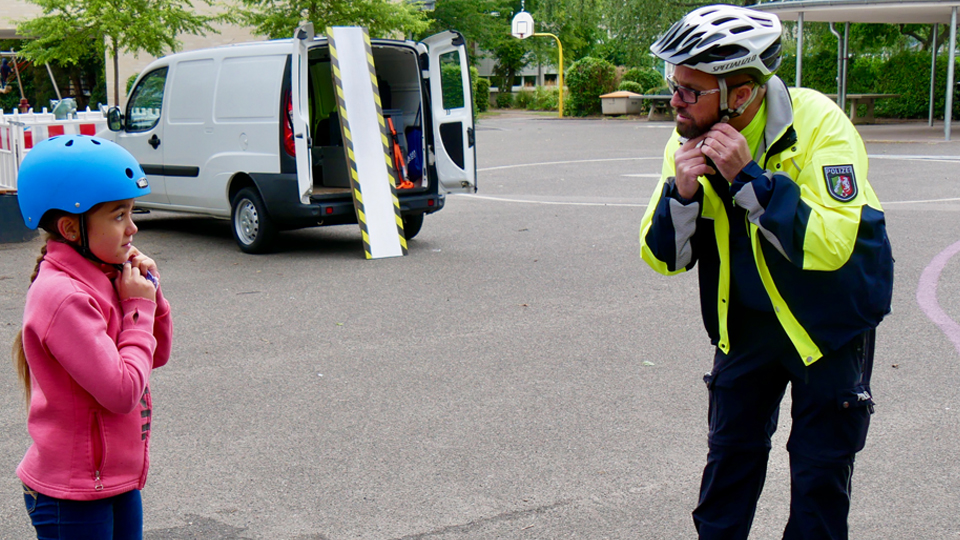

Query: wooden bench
left=826, top=93, right=900, bottom=125
left=637, top=94, right=673, bottom=121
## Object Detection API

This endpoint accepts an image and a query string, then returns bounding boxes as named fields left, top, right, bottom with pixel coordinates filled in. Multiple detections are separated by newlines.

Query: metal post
left=534, top=32, right=563, bottom=117
left=796, top=13, right=804, bottom=87
left=946, top=8, right=957, bottom=140
left=930, top=23, right=938, bottom=127
left=842, top=22, right=850, bottom=114
left=829, top=23, right=843, bottom=110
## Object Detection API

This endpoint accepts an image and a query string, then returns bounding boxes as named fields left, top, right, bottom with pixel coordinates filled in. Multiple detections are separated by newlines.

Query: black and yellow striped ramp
left=328, top=26, right=407, bottom=260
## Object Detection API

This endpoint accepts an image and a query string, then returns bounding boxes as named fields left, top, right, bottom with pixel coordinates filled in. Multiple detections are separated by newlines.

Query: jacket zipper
left=92, top=411, right=106, bottom=491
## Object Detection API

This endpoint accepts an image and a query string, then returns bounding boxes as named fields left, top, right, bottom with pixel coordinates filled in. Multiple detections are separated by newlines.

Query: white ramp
left=328, top=26, right=407, bottom=260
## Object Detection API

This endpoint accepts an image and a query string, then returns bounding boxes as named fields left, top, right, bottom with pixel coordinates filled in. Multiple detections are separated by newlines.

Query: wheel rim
left=235, top=198, right=260, bottom=245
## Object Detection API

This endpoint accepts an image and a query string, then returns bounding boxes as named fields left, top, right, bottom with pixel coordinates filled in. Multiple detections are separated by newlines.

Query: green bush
left=622, top=67, right=663, bottom=95
left=495, top=91, right=514, bottom=109
left=617, top=80, right=643, bottom=94
left=475, top=77, right=490, bottom=113
left=530, top=86, right=561, bottom=111
left=440, top=63, right=464, bottom=110
left=566, top=56, right=617, bottom=116
left=778, top=49, right=959, bottom=120
left=515, top=88, right=535, bottom=109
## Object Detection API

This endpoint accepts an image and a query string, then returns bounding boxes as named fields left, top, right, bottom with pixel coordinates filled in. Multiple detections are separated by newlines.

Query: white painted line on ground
left=478, top=157, right=660, bottom=172
left=868, top=154, right=960, bottom=163
left=456, top=194, right=647, bottom=207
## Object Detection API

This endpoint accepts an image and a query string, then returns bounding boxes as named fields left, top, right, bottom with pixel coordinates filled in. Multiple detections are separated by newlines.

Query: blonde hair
left=12, top=229, right=63, bottom=408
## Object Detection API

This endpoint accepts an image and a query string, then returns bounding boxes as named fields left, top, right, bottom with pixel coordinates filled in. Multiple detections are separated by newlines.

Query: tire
left=402, top=213, right=424, bottom=240
left=231, top=187, right=278, bottom=254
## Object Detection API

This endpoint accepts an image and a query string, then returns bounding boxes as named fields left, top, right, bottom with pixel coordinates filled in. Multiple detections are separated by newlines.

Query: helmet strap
left=77, top=214, right=124, bottom=271
left=718, top=78, right=760, bottom=123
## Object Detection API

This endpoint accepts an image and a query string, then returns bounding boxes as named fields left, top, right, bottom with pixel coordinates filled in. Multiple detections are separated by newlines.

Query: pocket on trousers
left=836, top=383, right=875, bottom=414
left=22, top=484, right=38, bottom=515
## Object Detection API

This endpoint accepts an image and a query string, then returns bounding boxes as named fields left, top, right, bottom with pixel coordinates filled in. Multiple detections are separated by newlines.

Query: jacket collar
left=759, top=76, right=799, bottom=168
left=43, top=240, right=119, bottom=288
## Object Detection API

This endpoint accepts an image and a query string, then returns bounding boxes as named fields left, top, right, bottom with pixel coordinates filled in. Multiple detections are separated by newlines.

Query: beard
left=675, top=108, right=721, bottom=140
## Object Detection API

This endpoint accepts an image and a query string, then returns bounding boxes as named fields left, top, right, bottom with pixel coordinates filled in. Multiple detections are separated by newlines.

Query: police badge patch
left=822, top=164, right=858, bottom=202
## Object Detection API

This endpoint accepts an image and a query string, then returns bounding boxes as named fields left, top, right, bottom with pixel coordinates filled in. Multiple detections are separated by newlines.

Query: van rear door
left=292, top=23, right=315, bottom=203
left=421, top=31, right=476, bottom=194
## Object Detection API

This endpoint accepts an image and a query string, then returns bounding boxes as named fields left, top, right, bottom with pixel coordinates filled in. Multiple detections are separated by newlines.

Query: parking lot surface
left=1, top=113, right=958, bottom=539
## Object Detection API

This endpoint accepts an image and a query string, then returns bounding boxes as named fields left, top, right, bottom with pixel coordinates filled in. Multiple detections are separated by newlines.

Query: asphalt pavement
left=0, top=112, right=958, bottom=539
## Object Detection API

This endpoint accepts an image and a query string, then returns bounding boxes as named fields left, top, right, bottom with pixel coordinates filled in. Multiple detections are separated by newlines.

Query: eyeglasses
left=666, top=78, right=720, bottom=104
left=667, top=78, right=754, bottom=104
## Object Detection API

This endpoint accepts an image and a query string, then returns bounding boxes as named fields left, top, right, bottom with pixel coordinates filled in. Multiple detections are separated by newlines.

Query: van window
left=439, top=51, right=464, bottom=110
left=126, top=68, right=167, bottom=132
left=214, top=55, right=286, bottom=122
left=168, top=59, right=214, bottom=124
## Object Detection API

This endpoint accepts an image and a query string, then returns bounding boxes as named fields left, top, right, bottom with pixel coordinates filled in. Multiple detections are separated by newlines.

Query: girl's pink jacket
left=17, top=240, right=173, bottom=500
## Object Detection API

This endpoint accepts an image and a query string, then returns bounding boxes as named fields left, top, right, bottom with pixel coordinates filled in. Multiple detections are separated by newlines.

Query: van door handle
left=467, top=127, right=475, bottom=148
left=148, top=134, right=161, bottom=149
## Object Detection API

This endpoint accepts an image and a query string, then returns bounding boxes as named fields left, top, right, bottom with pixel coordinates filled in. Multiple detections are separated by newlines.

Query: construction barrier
left=0, top=107, right=107, bottom=191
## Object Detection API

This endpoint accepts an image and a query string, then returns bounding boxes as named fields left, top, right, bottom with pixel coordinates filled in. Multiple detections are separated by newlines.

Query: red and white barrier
left=0, top=107, right=107, bottom=191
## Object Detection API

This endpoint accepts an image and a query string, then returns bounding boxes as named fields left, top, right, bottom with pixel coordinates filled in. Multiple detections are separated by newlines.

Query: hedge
left=566, top=56, right=617, bottom=116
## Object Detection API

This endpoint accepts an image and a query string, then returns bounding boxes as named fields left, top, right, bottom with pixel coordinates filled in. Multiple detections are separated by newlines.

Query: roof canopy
left=753, top=0, right=960, bottom=25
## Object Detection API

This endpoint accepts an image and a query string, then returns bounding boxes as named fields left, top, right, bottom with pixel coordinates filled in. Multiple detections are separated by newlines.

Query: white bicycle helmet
left=651, top=5, right=783, bottom=120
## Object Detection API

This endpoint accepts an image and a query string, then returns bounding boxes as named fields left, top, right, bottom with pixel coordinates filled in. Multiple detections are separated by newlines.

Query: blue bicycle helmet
left=17, top=135, right=149, bottom=230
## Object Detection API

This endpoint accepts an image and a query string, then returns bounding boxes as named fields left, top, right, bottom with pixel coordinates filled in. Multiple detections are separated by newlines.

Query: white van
left=101, top=26, right=476, bottom=253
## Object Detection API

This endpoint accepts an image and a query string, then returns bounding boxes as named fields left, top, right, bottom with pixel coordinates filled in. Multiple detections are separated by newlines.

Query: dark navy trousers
left=692, top=307, right=875, bottom=540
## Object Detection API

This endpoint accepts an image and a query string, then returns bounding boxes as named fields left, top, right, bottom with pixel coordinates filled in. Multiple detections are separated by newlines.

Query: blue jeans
left=23, top=484, right=142, bottom=540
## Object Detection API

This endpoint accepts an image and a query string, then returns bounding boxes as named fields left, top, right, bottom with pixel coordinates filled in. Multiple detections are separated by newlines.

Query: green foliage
left=622, top=67, right=663, bottom=94
left=617, top=80, right=643, bottom=94
left=240, top=0, right=429, bottom=40
left=422, top=0, right=513, bottom=65
left=475, top=77, right=490, bottom=113
left=873, top=51, right=960, bottom=119
left=495, top=91, right=514, bottom=109
left=441, top=63, right=465, bottom=110
left=0, top=39, right=105, bottom=112
left=515, top=88, right=534, bottom=109
left=125, top=73, right=138, bottom=95
left=17, top=0, right=226, bottom=105
left=565, top=56, right=616, bottom=116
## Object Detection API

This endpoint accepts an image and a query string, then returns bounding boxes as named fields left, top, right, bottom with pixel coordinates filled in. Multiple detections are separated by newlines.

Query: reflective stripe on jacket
left=639, top=76, right=893, bottom=364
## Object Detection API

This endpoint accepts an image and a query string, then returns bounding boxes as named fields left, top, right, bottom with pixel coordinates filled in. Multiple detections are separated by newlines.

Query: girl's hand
left=127, top=247, right=160, bottom=282
left=116, top=261, right=157, bottom=302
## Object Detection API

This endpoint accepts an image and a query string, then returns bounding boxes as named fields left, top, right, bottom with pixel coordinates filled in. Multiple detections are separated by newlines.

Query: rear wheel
left=231, top=187, right=277, bottom=254
left=402, top=213, right=424, bottom=240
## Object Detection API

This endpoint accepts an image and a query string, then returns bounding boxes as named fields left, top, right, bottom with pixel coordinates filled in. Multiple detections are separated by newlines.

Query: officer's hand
left=116, top=261, right=157, bottom=303
left=700, top=123, right=751, bottom=183
left=674, top=134, right=714, bottom=200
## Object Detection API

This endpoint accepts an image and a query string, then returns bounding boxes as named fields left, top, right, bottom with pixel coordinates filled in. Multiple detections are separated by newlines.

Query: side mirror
left=106, top=107, right=123, bottom=132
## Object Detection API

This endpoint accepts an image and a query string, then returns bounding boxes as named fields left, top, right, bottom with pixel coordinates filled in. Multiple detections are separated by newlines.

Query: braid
left=12, top=236, right=51, bottom=408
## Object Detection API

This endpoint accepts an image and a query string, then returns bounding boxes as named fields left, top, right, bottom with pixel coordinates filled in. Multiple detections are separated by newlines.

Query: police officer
left=639, top=5, right=894, bottom=539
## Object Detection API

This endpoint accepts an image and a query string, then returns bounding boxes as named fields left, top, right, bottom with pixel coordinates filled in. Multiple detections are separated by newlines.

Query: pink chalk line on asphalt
left=916, top=240, right=960, bottom=356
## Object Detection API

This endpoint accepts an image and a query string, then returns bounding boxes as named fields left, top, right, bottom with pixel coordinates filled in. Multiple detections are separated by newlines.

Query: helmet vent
left=65, top=139, right=74, bottom=147
left=125, top=168, right=134, bottom=179
left=731, top=25, right=753, bottom=35
left=92, top=139, right=101, bottom=145
left=712, top=17, right=737, bottom=26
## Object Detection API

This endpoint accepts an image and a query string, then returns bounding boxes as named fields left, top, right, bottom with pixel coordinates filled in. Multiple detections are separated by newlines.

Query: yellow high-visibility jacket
left=639, top=76, right=893, bottom=365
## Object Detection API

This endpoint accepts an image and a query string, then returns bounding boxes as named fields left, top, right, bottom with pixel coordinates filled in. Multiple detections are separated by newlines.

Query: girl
left=12, top=135, right=173, bottom=539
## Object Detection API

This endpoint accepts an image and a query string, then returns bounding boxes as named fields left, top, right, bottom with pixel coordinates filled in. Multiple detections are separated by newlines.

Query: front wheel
left=402, top=213, right=424, bottom=240
left=231, top=187, right=277, bottom=254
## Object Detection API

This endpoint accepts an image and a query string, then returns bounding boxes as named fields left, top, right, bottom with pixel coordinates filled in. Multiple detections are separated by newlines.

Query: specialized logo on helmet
left=711, top=55, right=758, bottom=73
left=136, top=177, right=149, bottom=189
left=823, top=165, right=858, bottom=202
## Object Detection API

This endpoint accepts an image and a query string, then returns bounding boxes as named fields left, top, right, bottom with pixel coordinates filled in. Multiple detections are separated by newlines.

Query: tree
left=239, top=0, right=430, bottom=41
left=424, top=0, right=515, bottom=63
left=17, top=0, right=227, bottom=106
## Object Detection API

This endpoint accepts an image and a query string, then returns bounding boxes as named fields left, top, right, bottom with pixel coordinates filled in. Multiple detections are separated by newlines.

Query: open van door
left=292, top=23, right=315, bottom=203
left=422, top=31, right=476, bottom=194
